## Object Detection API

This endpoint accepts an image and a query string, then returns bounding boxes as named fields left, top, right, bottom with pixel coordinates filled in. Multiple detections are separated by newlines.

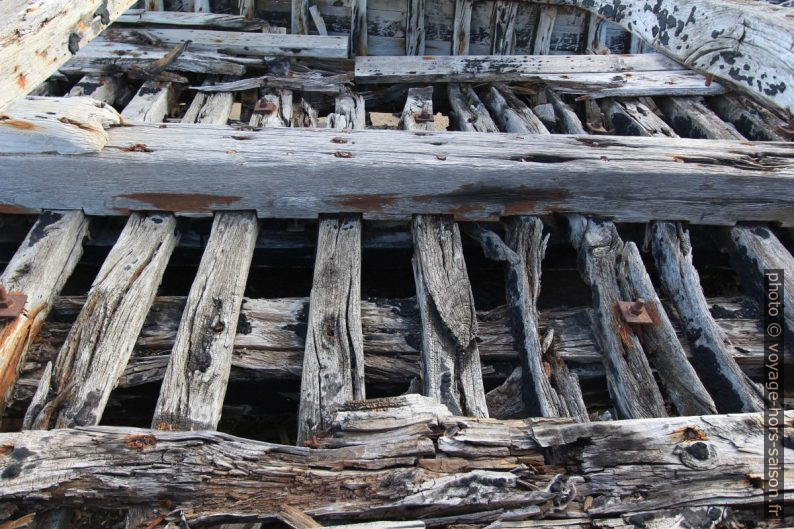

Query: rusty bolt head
left=0, top=285, right=27, bottom=319
left=617, top=299, right=653, bottom=325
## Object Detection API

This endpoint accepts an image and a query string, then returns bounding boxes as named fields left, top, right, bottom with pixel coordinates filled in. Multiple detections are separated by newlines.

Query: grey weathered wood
left=24, top=212, right=178, bottom=430
left=650, top=221, right=765, bottom=413
left=250, top=89, right=293, bottom=128
left=0, top=212, right=87, bottom=415
left=728, top=224, right=794, bottom=343
left=3, top=127, right=794, bottom=225
left=491, top=2, right=518, bottom=55
left=190, top=72, right=349, bottom=95
left=400, top=86, right=434, bottom=132
left=239, top=0, right=256, bottom=20
left=568, top=216, right=667, bottom=419
left=120, top=80, right=177, bottom=123
left=118, top=8, right=264, bottom=30
left=465, top=219, right=566, bottom=418
left=544, top=88, right=586, bottom=134
left=533, top=0, right=794, bottom=113
left=599, top=98, right=678, bottom=137
left=0, top=396, right=789, bottom=523
left=292, top=0, right=310, bottom=34
left=451, top=0, right=473, bottom=55
left=0, top=0, right=138, bottom=112
left=292, top=98, right=319, bottom=127
left=145, top=0, right=165, bottom=9
left=584, top=13, right=608, bottom=54
left=708, top=94, right=786, bottom=141
left=412, top=216, right=488, bottom=417
left=67, top=75, right=124, bottom=105
left=182, top=77, right=236, bottom=125
left=297, top=215, right=365, bottom=445
left=309, top=5, right=329, bottom=36
left=448, top=84, right=499, bottom=133
left=532, top=6, right=557, bottom=54
left=153, top=212, right=257, bottom=431
left=350, top=0, right=368, bottom=57
left=479, top=84, right=549, bottom=134
left=194, top=0, right=211, bottom=12
left=405, top=0, right=426, bottom=56
left=657, top=97, right=745, bottom=140
left=328, top=91, right=366, bottom=130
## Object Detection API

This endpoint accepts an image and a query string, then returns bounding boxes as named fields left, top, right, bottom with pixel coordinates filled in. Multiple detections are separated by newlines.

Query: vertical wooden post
left=491, top=1, right=518, bottom=55
left=451, top=0, right=472, bottom=55
left=350, top=0, right=368, bottom=56
left=406, top=0, right=426, bottom=55
left=292, top=0, right=310, bottom=34
left=533, top=6, right=558, bottom=54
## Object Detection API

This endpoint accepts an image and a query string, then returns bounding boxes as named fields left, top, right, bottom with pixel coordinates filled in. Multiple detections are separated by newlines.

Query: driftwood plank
left=533, top=0, right=794, bottom=113
left=657, top=97, right=745, bottom=140
left=568, top=216, right=667, bottom=419
left=0, top=0, right=137, bottom=112
left=412, top=216, right=488, bottom=417
left=479, top=84, right=549, bottom=134
left=406, top=0, right=426, bottom=55
left=350, top=0, right=368, bottom=57
left=24, top=213, right=178, bottom=430
left=448, top=84, right=499, bottom=132
left=0, top=212, right=87, bottom=416
left=0, top=395, right=788, bottom=523
left=3, top=127, right=793, bottom=225
left=451, top=0, right=473, bottom=55
left=297, top=215, right=365, bottom=445
left=650, top=222, right=765, bottom=413
left=117, top=9, right=265, bottom=30
left=400, top=87, right=435, bottom=132
left=491, top=2, right=518, bottom=55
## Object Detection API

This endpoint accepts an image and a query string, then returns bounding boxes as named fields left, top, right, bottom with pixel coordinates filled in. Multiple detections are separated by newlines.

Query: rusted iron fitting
left=254, top=100, right=277, bottom=114
left=617, top=298, right=652, bottom=325
left=0, top=285, right=27, bottom=319
left=415, top=111, right=435, bottom=123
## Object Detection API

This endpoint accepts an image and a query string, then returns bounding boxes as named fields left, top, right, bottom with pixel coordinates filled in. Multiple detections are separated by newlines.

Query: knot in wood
left=673, top=441, right=718, bottom=470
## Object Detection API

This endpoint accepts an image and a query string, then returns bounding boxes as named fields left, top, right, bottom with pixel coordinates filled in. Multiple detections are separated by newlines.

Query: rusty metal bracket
left=617, top=299, right=652, bottom=325
left=0, top=285, right=27, bottom=319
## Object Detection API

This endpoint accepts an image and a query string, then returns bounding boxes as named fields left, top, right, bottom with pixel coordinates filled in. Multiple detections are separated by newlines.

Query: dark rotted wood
left=545, top=88, right=586, bottom=134
left=598, top=98, right=678, bottom=137
left=405, top=0, right=426, bottom=56
left=412, top=216, right=488, bottom=417
left=650, top=221, right=765, bottom=413
left=297, top=215, right=365, bottom=445
left=0, top=395, right=788, bottom=524
left=4, top=127, right=794, bottom=225
left=728, top=224, right=794, bottom=344
left=478, top=84, right=549, bottom=134
left=656, top=97, right=745, bottom=140
left=491, top=1, right=519, bottom=55
left=568, top=216, right=667, bottom=419
left=451, top=0, right=473, bottom=55
left=464, top=221, right=566, bottom=418
left=350, top=0, right=368, bottom=57
left=448, top=84, right=499, bottom=132
left=0, top=212, right=87, bottom=417
left=24, top=213, right=179, bottom=430
left=708, top=94, right=787, bottom=141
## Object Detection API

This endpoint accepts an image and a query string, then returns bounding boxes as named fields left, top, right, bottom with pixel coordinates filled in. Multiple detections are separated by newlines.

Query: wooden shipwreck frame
left=0, top=0, right=792, bottom=528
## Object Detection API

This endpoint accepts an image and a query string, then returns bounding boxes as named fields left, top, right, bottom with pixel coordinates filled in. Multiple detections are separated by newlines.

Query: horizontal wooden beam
left=532, top=0, right=794, bottom=113
left=117, top=8, right=266, bottom=30
left=0, top=0, right=138, bottom=112
left=1, top=126, right=791, bottom=224
left=0, top=395, right=788, bottom=523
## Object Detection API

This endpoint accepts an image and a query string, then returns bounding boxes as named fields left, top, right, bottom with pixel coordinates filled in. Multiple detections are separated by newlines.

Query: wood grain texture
left=491, top=1, right=518, bottom=55
left=532, top=6, right=557, bottom=54
left=67, top=75, right=124, bottom=105
left=412, top=216, right=488, bottom=417
left=3, top=126, right=793, bottom=225
left=0, top=395, right=788, bottom=523
left=118, top=9, right=264, bottom=30
left=533, top=0, right=794, bottom=113
left=292, top=0, right=310, bottom=34
left=479, top=84, right=549, bottom=134
left=599, top=98, right=678, bottom=137
left=24, top=213, right=178, bottom=430
left=405, top=0, right=426, bottom=55
left=120, top=81, right=177, bottom=123
left=448, top=83, right=499, bottom=132
left=350, top=0, right=368, bottom=57
left=328, top=92, right=366, bottom=130
left=153, top=212, right=257, bottom=431
left=182, top=77, right=236, bottom=125
left=545, top=88, right=586, bottom=134
left=568, top=216, right=667, bottom=419
left=451, top=0, right=473, bottom=55
left=0, top=0, right=137, bottom=112
left=657, top=97, right=745, bottom=140
left=400, top=87, right=434, bottom=132
left=0, top=212, right=87, bottom=416
left=650, top=221, right=765, bottom=413
left=297, top=215, right=365, bottom=445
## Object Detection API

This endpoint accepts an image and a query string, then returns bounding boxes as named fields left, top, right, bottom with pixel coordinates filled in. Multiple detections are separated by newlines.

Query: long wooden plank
left=0, top=396, right=788, bottom=523
left=533, top=0, right=794, bottom=113
left=412, top=216, right=488, bottom=417
left=117, top=8, right=264, bottom=30
left=24, top=213, right=179, bottom=430
left=0, top=212, right=87, bottom=416
left=297, top=215, right=365, bottom=445
left=2, top=126, right=792, bottom=225
left=451, top=0, right=473, bottom=55
left=0, top=0, right=138, bottom=112
left=490, top=1, right=518, bottom=55
left=405, top=0, right=426, bottom=55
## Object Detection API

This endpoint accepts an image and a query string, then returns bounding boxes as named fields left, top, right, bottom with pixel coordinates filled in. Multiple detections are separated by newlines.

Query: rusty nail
left=629, top=299, right=645, bottom=316
left=617, top=299, right=652, bottom=325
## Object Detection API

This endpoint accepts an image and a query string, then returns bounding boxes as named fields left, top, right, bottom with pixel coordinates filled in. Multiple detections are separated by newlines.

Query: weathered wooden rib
left=650, top=221, right=765, bottom=413
left=447, top=84, right=499, bottom=132
left=708, top=94, right=787, bottom=142
left=534, top=0, right=794, bottom=113
left=0, top=96, right=121, bottom=155
left=3, top=127, right=793, bottom=225
left=104, top=27, right=349, bottom=59
left=24, top=213, right=178, bottom=430
left=532, top=6, right=557, bottom=55
left=120, top=80, right=178, bottom=123
left=0, top=395, right=789, bottom=523
left=0, top=0, right=137, bottom=112
left=182, top=77, right=236, bottom=125
left=728, top=224, right=794, bottom=343
left=479, top=84, right=549, bottom=134
left=292, top=0, right=310, bottom=35
left=297, top=215, right=365, bottom=445
left=544, top=88, right=586, bottom=134
left=67, top=75, right=125, bottom=105
left=491, top=2, right=519, bottom=55
left=406, top=0, right=426, bottom=56
left=400, top=87, right=435, bottom=132
left=451, top=0, right=473, bottom=55
left=598, top=98, right=678, bottom=137
left=328, top=92, right=366, bottom=130
left=309, top=5, right=328, bottom=36
left=568, top=216, right=667, bottom=419
left=350, top=0, right=368, bottom=57
left=0, top=212, right=87, bottom=416
left=657, top=97, right=745, bottom=140
left=117, top=8, right=265, bottom=30
left=412, top=216, right=488, bottom=417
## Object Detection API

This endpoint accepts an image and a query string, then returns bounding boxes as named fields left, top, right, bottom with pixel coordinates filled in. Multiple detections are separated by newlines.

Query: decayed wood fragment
left=400, top=87, right=434, bottom=132
left=292, top=0, right=310, bottom=35
left=0, top=212, right=87, bottom=416
left=297, top=215, right=365, bottom=445
left=598, top=98, right=677, bottom=137
left=24, top=213, right=178, bottom=430
left=650, top=222, right=765, bottom=413
left=708, top=94, right=787, bottom=141
left=479, top=84, right=549, bottom=134
left=250, top=90, right=293, bottom=128
left=544, top=88, right=585, bottom=134
left=657, top=97, right=745, bottom=140
left=491, top=2, right=518, bottom=55
left=328, top=92, right=366, bottom=130
left=406, top=0, right=426, bottom=56
left=182, top=77, right=236, bottom=125
left=412, top=216, right=488, bottom=417
left=568, top=216, right=666, bottom=419
left=451, top=0, right=473, bottom=55
left=0, top=0, right=138, bottom=112
left=448, top=84, right=499, bottom=133
left=0, top=395, right=788, bottom=523
left=0, top=96, right=121, bottom=155
left=120, top=81, right=178, bottom=123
